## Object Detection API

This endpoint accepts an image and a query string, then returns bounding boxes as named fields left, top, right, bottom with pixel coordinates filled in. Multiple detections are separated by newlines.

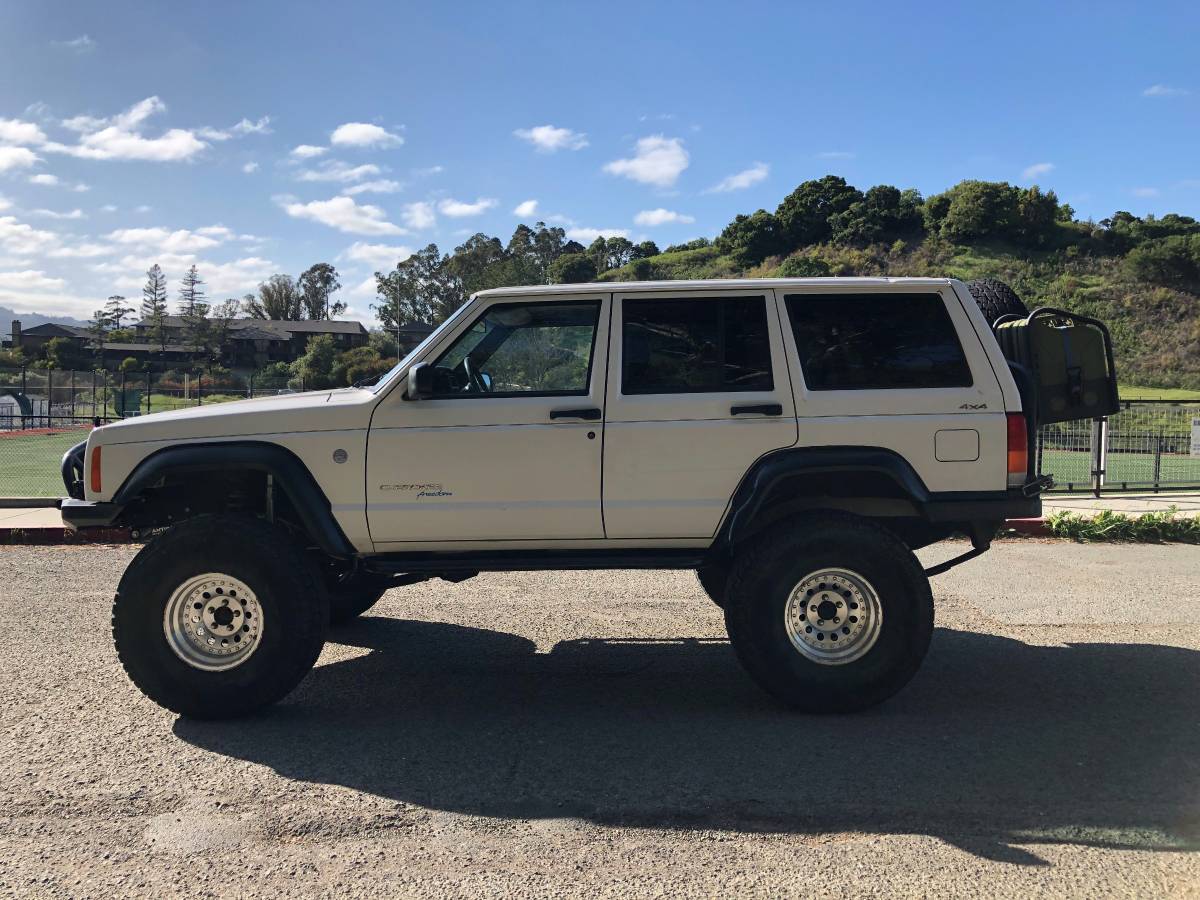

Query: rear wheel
left=965, top=278, right=1029, bottom=327
left=723, top=513, right=933, bottom=713
left=112, top=515, right=329, bottom=719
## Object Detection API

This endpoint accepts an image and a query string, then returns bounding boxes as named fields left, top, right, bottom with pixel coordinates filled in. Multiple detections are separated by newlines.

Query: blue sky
left=0, top=0, right=1197, bottom=322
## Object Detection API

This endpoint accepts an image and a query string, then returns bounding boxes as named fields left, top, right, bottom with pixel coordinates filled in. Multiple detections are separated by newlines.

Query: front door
left=366, top=294, right=609, bottom=547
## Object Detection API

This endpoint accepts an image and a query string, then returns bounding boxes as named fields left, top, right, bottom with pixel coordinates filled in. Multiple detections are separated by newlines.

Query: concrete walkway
left=1042, top=491, right=1200, bottom=518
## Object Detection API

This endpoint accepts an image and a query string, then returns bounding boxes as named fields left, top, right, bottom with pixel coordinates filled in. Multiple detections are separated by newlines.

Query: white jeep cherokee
left=61, top=277, right=1102, bottom=719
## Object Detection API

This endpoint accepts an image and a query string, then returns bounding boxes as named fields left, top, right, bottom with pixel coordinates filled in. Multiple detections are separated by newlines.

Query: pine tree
left=141, top=264, right=168, bottom=350
left=178, top=265, right=206, bottom=316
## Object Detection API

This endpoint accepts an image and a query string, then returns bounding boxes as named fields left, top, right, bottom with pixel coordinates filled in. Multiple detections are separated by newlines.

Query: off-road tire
left=696, top=564, right=730, bottom=608
left=329, top=584, right=387, bottom=626
left=112, top=515, right=329, bottom=719
left=723, top=513, right=933, bottom=713
left=965, top=278, right=1029, bottom=327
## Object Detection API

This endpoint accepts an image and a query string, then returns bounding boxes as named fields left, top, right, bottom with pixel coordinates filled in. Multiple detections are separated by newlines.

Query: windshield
left=365, top=300, right=476, bottom=392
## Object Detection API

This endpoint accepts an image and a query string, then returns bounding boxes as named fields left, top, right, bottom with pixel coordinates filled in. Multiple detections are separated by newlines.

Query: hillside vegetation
left=379, top=176, right=1199, bottom=390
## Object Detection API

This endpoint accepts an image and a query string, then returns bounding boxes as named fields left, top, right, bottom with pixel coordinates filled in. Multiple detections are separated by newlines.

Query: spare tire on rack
left=965, top=278, right=1029, bottom=327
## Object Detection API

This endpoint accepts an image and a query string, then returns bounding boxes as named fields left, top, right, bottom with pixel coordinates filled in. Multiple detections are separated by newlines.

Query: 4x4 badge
left=959, top=403, right=987, bottom=410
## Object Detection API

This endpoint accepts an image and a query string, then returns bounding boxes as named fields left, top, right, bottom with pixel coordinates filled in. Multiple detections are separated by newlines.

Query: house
left=7, top=316, right=370, bottom=370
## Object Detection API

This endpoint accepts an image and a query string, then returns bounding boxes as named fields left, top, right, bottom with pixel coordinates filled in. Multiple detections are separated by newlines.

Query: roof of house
left=101, top=342, right=195, bottom=354
left=20, top=323, right=93, bottom=339
left=135, top=316, right=367, bottom=337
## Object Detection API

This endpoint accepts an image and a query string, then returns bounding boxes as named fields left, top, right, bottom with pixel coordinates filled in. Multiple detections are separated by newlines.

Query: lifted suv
left=62, top=277, right=1094, bottom=718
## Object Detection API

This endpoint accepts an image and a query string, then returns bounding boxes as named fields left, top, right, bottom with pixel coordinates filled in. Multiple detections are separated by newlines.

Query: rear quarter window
left=784, top=292, right=973, bottom=391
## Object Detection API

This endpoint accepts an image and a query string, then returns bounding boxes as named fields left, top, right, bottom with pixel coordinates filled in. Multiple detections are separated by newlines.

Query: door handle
left=549, top=407, right=602, bottom=421
left=731, top=403, right=783, bottom=416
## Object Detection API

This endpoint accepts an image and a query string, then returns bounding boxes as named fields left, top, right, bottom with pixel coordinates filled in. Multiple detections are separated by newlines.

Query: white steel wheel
left=163, top=573, right=263, bottom=672
left=783, top=568, right=882, bottom=666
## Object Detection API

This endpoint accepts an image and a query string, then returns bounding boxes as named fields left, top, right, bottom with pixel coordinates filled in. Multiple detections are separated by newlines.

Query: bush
left=548, top=252, right=598, bottom=284
left=118, top=356, right=142, bottom=373
left=1124, top=235, right=1200, bottom=291
left=776, top=254, right=831, bottom=277
left=1046, top=508, right=1199, bottom=543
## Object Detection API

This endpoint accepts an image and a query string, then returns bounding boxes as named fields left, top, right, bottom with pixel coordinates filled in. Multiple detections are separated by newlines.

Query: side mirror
left=406, top=362, right=435, bottom=400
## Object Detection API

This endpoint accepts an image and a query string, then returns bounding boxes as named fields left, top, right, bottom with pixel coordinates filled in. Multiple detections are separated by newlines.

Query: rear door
left=602, top=289, right=798, bottom=539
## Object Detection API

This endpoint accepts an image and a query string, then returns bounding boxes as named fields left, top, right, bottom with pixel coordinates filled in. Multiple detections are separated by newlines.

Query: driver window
left=428, top=299, right=601, bottom=396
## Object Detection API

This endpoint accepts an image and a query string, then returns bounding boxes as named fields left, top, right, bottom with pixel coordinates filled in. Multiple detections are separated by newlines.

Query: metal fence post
left=1090, top=418, right=1103, bottom=498
left=46, top=369, right=52, bottom=429
left=91, top=370, right=97, bottom=421
left=1153, top=432, right=1163, bottom=494
left=120, top=370, right=126, bottom=419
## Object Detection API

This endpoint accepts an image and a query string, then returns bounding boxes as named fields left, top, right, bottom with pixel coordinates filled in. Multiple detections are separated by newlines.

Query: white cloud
left=0, top=196, right=9, bottom=212
left=343, top=241, right=415, bottom=268
left=231, top=116, right=271, bottom=136
left=603, top=135, right=689, bottom=187
left=107, top=226, right=225, bottom=253
left=28, top=173, right=59, bottom=186
left=330, top=122, right=404, bottom=148
left=0, top=216, right=60, bottom=256
left=513, top=199, right=539, bottom=217
left=47, top=97, right=207, bottom=162
left=1022, top=162, right=1055, bottom=180
left=52, top=35, right=95, bottom=52
left=101, top=204, right=117, bottom=213
left=134, top=204, right=152, bottom=213
left=0, top=147, right=40, bottom=172
left=567, top=227, right=630, bottom=243
left=0, top=118, right=47, bottom=146
left=816, top=150, right=855, bottom=160
left=705, top=162, right=769, bottom=193
left=513, top=125, right=588, bottom=153
left=296, top=160, right=382, bottom=183
left=281, top=195, right=405, bottom=236
left=1132, top=187, right=1160, bottom=198
left=72, top=182, right=90, bottom=192
left=0, top=270, right=66, bottom=291
left=438, top=197, right=497, bottom=217
left=633, top=208, right=695, bottom=227
left=46, top=242, right=111, bottom=258
left=242, top=161, right=259, bottom=174
left=401, top=201, right=435, bottom=230
left=342, top=179, right=403, bottom=195
left=1143, top=84, right=1189, bottom=97
left=413, top=165, right=444, bottom=177
left=30, top=208, right=85, bottom=220
left=291, top=144, right=327, bottom=159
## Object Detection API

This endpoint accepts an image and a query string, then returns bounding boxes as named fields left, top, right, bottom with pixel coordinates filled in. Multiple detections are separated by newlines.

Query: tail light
left=1006, top=413, right=1028, bottom=488
left=89, top=445, right=102, bottom=494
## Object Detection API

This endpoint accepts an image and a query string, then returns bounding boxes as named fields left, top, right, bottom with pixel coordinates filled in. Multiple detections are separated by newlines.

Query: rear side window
left=622, top=296, right=774, bottom=394
left=785, top=292, right=972, bottom=391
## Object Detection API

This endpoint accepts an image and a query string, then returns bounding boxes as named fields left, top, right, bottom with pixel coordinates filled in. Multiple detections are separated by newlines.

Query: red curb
left=1004, top=517, right=1049, bottom=536
left=0, top=526, right=132, bottom=545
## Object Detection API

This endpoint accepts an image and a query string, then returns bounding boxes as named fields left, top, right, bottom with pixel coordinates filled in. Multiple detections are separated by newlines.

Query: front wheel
left=112, top=515, right=329, bottom=719
left=723, top=513, right=933, bottom=713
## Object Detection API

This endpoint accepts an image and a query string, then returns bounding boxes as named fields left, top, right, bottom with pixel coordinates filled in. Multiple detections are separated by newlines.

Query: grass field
left=1119, top=385, right=1200, bottom=402
left=1040, top=447, right=1200, bottom=488
left=0, top=427, right=93, bottom=497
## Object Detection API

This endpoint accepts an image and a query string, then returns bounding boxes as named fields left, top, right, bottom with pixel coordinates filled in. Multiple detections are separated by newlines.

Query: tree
left=604, top=236, right=635, bottom=269
left=249, top=274, right=303, bottom=320
left=632, top=240, right=661, bottom=260
left=208, top=298, right=242, bottom=364
left=103, top=295, right=134, bottom=330
left=178, top=265, right=205, bottom=316
left=775, top=176, right=863, bottom=250
left=532, top=222, right=568, bottom=281
left=586, top=237, right=609, bottom=274
left=372, top=244, right=465, bottom=345
left=298, top=263, right=344, bottom=320
left=290, top=333, right=340, bottom=390
left=828, top=185, right=924, bottom=246
left=43, top=336, right=89, bottom=370
left=715, top=209, right=783, bottom=268
left=547, top=252, right=597, bottom=284
left=141, top=264, right=168, bottom=350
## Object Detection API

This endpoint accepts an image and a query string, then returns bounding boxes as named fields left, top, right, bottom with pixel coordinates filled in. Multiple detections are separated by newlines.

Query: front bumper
left=60, top=498, right=122, bottom=531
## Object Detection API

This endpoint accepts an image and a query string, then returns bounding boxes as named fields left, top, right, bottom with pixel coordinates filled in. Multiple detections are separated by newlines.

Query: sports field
left=0, top=427, right=93, bottom=497
left=1040, top=447, right=1200, bottom=489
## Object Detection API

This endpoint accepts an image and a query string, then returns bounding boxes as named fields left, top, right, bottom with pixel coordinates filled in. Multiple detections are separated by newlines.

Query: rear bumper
left=60, top=498, right=122, bottom=530
left=924, top=489, right=1041, bottom=524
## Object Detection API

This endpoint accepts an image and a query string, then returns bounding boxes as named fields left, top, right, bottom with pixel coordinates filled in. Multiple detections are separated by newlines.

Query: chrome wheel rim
left=784, top=568, right=882, bottom=666
left=163, top=573, right=263, bottom=672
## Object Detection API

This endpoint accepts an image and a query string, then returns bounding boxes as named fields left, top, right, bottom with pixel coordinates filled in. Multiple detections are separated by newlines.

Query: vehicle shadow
left=175, top=616, right=1200, bottom=865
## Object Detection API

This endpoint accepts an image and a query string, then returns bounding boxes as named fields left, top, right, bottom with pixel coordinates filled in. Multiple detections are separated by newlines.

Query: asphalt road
left=1, top=540, right=1198, bottom=898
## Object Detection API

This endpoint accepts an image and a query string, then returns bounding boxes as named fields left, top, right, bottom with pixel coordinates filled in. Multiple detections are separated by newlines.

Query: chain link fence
left=2, top=366, right=1198, bottom=500
left=1036, top=402, right=1200, bottom=493
left=0, top=367, right=303, bottom=499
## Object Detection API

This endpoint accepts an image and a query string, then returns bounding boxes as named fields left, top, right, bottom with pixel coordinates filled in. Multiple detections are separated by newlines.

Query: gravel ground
left=1, top=540, right=1198, bottom=898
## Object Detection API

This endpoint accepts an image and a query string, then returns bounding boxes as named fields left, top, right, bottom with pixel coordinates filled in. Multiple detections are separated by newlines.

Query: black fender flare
left=712, top=446, right=932, bottom=555
left=112, top=441, right=354, bottom=557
